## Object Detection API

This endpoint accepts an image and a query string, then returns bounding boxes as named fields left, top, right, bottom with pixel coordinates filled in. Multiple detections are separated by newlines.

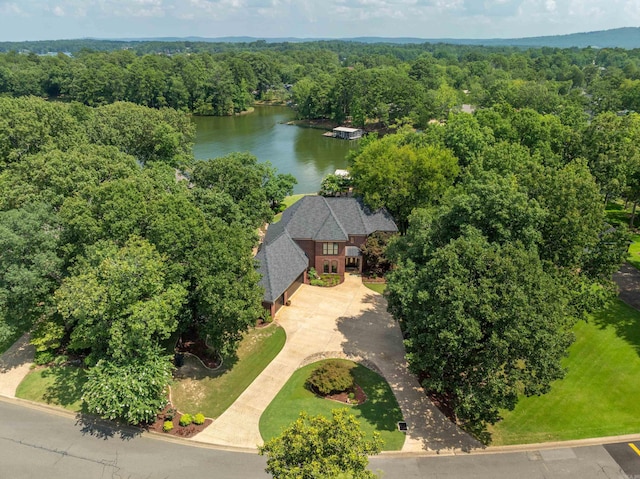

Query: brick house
left=256, top=196, right=397, bottom=317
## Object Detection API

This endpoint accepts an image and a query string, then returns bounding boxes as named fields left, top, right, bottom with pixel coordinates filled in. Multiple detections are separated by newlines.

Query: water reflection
left=193, top=106, right=358, bottom=194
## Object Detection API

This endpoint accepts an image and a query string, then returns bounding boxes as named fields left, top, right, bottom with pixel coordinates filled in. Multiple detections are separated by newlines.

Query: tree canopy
left=259, top=409, right=382, bottom=479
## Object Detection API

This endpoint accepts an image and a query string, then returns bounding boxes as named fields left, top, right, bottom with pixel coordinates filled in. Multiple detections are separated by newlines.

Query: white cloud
left=0, top=0, right=637, bottom=41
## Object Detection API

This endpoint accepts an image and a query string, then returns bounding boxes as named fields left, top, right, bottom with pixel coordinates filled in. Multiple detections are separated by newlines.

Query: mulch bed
left=324, top=383, right=367, bottom=406
left=145, top=405, right=212, bottom=438
left=175, top=333, right=220, bottom=369
left=362, top=275, right=386, bottom=283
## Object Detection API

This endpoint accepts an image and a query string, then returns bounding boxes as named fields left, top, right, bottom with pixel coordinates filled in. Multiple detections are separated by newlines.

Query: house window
left=322, top=242, right=339, bottom=255
left=323, top=260, right=330, bottom=274
left=331, top=260, right=338, bottom=274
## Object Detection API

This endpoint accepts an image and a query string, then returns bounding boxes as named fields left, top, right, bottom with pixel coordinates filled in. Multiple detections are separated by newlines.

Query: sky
left=0, top=0, right=638, bottom=42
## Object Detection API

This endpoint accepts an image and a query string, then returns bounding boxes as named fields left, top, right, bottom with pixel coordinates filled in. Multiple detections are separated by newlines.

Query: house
left=332, top=126, right=363, bottom=140
left=256, top=196, right=398, bottom=317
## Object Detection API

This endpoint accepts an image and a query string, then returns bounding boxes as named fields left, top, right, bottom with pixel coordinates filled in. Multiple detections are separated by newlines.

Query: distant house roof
left=256, top=230, right=308, bottom=304
left=265, top=196, right=397, bottom=244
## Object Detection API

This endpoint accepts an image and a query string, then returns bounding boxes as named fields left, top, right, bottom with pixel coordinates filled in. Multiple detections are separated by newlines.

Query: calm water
left=192, top=106, right=359, bottom=194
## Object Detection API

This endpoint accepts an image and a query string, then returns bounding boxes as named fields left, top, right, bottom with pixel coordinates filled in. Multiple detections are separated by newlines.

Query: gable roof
left=256, top=230, right=308, bottom=304
left=268, top=196, right=397, bottom=243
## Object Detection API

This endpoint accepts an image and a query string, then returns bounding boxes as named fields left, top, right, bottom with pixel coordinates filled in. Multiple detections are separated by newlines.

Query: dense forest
left=1, top=38, right=639, bottom=433
left=0, top=97, right=295, bottom=424
left=0, top=40, right=639, bottom=120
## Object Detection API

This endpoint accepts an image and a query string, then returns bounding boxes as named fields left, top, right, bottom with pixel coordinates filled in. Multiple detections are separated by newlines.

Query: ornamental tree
left=259, top=409, right=382, bottom=479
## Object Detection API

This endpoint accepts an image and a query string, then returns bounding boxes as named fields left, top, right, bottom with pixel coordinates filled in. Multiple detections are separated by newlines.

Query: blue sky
left=0, top=0, right=638, bottom=42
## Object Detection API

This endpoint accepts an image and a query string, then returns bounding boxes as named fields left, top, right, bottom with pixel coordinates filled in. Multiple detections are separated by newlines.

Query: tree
left=259, top=409, right=382, bottom=479
left=319, top=173, right=351, bottom=197
left=528, top=160, right=604, bottom=269
left=0, top=203, right=62, bottom=347
left=85, top=101, right=195, bottom=167
left=350, top=130, right=459, bottom=232
left=191, top=153, right=277, bottom=228
left=82, top=348, right=173, bottom=425
left=55, top=237, right=187, bottom=363
left=387, top=228, right=575, bottom=433
left=360, top=231, right=395, bottom=277
left=582, top=112, right=634, bottom=202
left=429, top=172, right=545, bottom=251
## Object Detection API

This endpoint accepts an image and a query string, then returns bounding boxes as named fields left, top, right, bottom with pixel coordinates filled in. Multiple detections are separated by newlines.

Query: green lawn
left=628, top=233, right=640, bottom=270
left=16, top=366, right=87, bottom=412
left=364, top=282, right=386, bottom=294
left=605, top=200, right=632, bottom=228
left=259, top=359, right=405, bottom=451
left=489, top=299, right=640, bottom=445
left=272, top=194, right=312, bottom=223
left=171, top=325, right=286, bottom=418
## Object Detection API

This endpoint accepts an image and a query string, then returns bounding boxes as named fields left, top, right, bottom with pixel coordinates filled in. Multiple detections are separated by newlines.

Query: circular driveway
left=196, top=274, right=479, bottom=452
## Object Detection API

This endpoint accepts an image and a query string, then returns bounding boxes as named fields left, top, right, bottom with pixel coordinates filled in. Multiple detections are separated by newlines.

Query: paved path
left=0, top=333, right=34, bottom=398
left=195, top=274, right=480, bottom=453
left=613, top=262, right=640, bottom=310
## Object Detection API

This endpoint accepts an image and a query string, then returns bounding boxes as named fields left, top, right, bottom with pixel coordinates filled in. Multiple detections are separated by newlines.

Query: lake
left=192, top=105, right=359, bottom=194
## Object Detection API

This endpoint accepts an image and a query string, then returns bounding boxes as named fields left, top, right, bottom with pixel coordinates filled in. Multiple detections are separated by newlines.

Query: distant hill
left=1, top=27, right=639, bottom=53
left=120, top=27, right=640, bottom=49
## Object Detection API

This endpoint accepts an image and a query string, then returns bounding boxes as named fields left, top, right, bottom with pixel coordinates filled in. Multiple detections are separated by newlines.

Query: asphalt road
left=0, top=398, right=632, bottom=479
left=604, top=442, right=640, bottom=478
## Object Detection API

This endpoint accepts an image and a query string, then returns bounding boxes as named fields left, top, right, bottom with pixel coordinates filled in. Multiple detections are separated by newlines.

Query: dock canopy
left=333, top=127, right=363, bottom=140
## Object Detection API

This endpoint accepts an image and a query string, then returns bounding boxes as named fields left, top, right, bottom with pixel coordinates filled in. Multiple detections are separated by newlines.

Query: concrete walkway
left=195, top=274, right=480, bottom=453
left=0, top=334, right=34, bottom=398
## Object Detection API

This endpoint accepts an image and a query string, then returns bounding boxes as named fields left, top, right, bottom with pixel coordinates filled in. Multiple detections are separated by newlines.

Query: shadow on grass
left=605, top=201, right=631, bottom=228
left=592, top=299, right=640, bottom=356
left=41, top=366, right=86, bottom=409
left=352, top=365, right=402, bottom=433
left=336, top=291, right=482, bottom=452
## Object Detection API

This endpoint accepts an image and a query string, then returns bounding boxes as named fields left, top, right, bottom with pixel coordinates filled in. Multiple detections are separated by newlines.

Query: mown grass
left=16, top=366, right=87, bottom=412
left=259, top=359, right=405, bottom=451
left=627, top=233, right=640, bottom=270
left=364, top=282, right=386, bottom=294
left=171, top=325, right=286, bottom=418
left=489, top=299, right=640, bottom=445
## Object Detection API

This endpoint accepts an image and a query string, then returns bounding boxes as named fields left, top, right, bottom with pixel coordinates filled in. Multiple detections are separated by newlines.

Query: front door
left=345, top=257, right=360, bottom=271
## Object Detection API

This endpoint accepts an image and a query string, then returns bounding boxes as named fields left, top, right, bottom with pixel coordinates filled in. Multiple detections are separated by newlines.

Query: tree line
left=0, top=41, right=639, bottom=121
left=0, top=96, right=295, bottom=424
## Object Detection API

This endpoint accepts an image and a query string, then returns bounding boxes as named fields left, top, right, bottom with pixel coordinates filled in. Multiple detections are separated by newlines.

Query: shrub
left=82, top=352, right=172, bottom=425
left=306, top=360, right=354, bottom=396
left=308, top=267, right=319, bottom=280
left=179, top=413, right=193, bottom=426
left=164, top=408, right=177, bottom=421
left=310, top=278, right=325, bottom=287
left=163, top=420, right=174, bottom=432
left=33, top=351, right=55, bottom=365
left=264, top=313, right=273, bottom=324
left=193, top=413, right=206, bottom=425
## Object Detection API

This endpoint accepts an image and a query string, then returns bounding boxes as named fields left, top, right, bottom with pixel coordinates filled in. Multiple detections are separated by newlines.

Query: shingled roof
left=258, top=196, right=398, bottom=305
left=256, top=230, right=308, bottom=304
left=265, top=196, right=397, bottom=243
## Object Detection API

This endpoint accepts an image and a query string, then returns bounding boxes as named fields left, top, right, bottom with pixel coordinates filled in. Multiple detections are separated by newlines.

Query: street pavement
left=0, top=398, right=633, bottom=479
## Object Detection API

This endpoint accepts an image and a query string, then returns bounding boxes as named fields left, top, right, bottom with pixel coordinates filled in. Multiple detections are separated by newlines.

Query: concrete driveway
left=195, top=274, right=480, bottom=453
